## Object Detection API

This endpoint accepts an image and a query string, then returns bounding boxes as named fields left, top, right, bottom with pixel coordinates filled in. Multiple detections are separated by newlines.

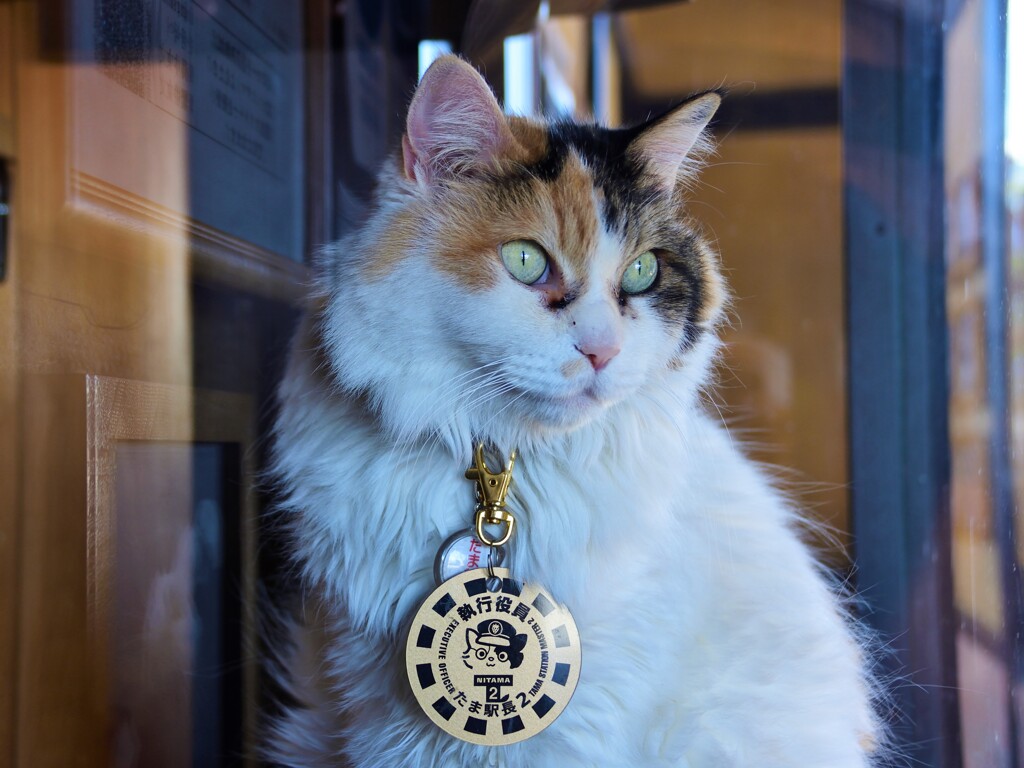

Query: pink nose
left=576, top=342, right=621, bottom=372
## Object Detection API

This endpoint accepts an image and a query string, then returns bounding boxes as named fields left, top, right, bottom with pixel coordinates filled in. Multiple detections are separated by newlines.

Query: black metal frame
left=844, top=0, right=962, bottom=765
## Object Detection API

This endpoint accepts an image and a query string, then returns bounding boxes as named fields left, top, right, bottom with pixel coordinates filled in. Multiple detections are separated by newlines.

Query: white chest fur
left=268, top=342, right=879, bottom=767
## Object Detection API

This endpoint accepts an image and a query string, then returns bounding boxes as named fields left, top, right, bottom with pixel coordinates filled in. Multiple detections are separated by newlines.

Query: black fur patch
left=517, top=121, right=652, bottom=232
left=650, top=235, right=706, bottom=350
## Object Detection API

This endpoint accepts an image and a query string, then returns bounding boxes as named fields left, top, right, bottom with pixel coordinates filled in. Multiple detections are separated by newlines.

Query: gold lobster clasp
left=465, top=444, right=517, bottom=547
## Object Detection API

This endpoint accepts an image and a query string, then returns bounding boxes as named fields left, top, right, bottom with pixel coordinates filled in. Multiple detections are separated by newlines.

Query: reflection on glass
left=112, top=442, right=242, bottom=768
left=947, top=1, right=1020, bottom=766
left=1006, top=0, right=1024, bottom=764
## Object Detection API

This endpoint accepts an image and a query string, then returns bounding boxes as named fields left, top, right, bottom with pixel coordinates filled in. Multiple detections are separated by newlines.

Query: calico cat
left=266, top=55, right=882, bottom=767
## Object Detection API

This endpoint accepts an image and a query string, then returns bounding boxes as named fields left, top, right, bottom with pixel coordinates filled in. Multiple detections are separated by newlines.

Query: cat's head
left=462, top=619, right=528, bottom=671
left=317, top=56, right=724, bottom=456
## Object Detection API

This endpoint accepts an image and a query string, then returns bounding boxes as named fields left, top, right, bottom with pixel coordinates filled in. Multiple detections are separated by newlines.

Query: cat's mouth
left=551, top=388, right=601, bottom=407
left=511, top=385, right=609, bottom=430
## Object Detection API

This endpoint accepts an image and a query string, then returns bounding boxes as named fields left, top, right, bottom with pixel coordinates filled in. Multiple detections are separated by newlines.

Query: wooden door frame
left=0, top=1, right=19, bottom=764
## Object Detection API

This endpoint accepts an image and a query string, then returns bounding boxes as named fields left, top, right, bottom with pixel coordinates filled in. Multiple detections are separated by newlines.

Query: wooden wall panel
left=18, top=376, right=101, bottom=767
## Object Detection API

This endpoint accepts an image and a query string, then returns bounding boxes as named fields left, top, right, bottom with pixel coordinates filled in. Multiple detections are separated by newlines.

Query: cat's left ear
left=628, top=92, right=721, bottom=191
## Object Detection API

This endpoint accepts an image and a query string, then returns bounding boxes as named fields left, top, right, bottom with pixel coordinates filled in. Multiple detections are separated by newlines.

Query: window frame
left=844, top=0, right=963, bottom=765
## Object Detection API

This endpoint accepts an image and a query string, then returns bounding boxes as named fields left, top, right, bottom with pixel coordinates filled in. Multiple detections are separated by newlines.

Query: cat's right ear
left=403, top=55, right=516, bottom=186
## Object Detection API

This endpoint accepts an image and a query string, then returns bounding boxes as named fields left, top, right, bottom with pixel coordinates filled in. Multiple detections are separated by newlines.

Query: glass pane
left=946, top=0, right=1021, bottom=765
left=7, top=0, right=308, bottom=763
left=9, top=0, right=1021, bottom=765
left=1005, top=0, right=1024, bottom=763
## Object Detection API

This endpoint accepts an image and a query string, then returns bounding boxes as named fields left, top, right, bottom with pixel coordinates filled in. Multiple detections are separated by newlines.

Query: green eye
left=621, top=250, right=659, bottom=294
left=500, top=240, right=549, bottom=285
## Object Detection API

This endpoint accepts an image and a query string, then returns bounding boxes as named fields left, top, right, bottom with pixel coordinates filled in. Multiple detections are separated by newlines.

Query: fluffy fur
left=266, top=56, right=881, bottom=767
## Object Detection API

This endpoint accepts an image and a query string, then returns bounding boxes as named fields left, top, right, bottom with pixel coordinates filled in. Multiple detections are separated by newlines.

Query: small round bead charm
left=433, top=529, right=504, bottom=585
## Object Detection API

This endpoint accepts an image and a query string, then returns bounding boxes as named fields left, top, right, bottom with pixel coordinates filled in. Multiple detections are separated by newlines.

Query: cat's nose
left=576, top=341, right=621, bottom=372
left=570, top=295, right=623, bottom=372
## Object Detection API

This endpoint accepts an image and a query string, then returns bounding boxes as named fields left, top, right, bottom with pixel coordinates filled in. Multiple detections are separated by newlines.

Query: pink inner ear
left=404, top=56, right=513, bottom=185
left=631, top=93, right=720, bottom=191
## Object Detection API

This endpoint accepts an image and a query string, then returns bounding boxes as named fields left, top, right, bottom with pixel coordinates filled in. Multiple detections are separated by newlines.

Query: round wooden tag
left=405, top=567, right=581, bottom=746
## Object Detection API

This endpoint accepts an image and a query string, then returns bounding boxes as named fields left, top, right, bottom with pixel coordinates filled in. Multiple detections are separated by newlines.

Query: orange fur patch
left=432, top=183, right=555, bottom=290
left=694, top=237, right=726, bottom=325
left=506, top=117, right=550, bottom=165
left=548, top=153, right=600, bottom=279
left=363, top=205, right=422, bottom=280
left=427, top=148, right=602, bottom=292
left=366, top=117, right=558, bottom=288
